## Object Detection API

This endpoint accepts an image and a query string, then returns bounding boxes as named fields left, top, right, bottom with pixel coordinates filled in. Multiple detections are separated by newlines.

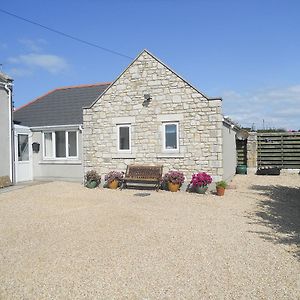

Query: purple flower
left=105, top=171, right=124, bottom=183
left=163, top=170, right=185, bottom=185
left=190, top=172, right=212, bottom=187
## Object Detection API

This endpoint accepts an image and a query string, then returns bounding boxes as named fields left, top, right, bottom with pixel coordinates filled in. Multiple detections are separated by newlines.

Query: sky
left=1, top=0, right=299, bottom=130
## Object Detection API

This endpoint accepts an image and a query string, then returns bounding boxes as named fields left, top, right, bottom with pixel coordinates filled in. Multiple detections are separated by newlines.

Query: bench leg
left=120, top=180, right=127, bottom=190
left=120, top=181, right=124, bottom=190
left=155, top=181, right=160, bottom=192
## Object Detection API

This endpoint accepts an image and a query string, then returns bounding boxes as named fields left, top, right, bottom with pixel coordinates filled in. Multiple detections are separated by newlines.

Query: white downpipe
left=3, top=83, right=13, bottom=182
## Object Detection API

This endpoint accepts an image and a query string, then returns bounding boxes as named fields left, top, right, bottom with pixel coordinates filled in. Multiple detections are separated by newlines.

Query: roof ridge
left=58, top=82, right=111, bottom=90
left=14, top=82, right=111, bottom=111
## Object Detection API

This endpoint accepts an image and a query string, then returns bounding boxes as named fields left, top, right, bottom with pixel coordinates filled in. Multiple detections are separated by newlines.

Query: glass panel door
left=18, top=134, right=29, bottom=161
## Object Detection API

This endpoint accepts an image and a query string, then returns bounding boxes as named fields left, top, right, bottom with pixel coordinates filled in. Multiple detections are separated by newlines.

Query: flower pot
left=216, top=187, right=225, bottom=196
left=168, top=182, right=180, bottom=192
left=86, top=180, right=98, bottom=189
left=194, top=185, right=208, bottom=194
left=108, top=179, right=119, bottom=189
left=236, top=165, right=247, bottom=174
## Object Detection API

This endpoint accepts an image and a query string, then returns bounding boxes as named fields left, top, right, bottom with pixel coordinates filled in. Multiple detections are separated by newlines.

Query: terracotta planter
left=216, top=187, right=225, bottom=196
left=108, top=179, right=119, bottom=189
left=168, top=182, right=180, bottom=192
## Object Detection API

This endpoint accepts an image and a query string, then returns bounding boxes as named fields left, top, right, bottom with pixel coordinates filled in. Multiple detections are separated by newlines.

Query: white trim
left=39, top=160, right=82, bottom=165
left=117, top=124, right=131, bottom=153
left=30, top=124, right=81, bottom=131
left=163, top=122, right=179, bottom=153
left=67, top=130, right=78, bottom=158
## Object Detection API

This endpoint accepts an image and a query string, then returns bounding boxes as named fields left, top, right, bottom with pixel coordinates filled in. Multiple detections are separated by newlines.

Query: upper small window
left=163, top=122, right=179, bottom=151
left=118, top=124, right=131, bottom=152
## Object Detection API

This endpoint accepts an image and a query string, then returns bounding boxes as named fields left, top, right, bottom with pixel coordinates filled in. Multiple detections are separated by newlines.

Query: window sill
left=39, top=160, right=82, bottom=165
left=112, top=153, right=136, bottom=159
left=156, top=153, right=184, bottom=158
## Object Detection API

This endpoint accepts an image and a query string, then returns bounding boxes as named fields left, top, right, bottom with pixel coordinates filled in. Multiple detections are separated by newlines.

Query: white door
left=15, top=126, right=33, bottom=182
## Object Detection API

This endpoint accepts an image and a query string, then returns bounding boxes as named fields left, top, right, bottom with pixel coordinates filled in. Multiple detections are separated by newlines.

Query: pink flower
left=190, top=172, right=212, bottom=187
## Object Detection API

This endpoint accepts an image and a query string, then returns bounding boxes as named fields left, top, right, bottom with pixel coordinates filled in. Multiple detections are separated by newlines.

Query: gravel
left=0, top=174, right=299, bottom=299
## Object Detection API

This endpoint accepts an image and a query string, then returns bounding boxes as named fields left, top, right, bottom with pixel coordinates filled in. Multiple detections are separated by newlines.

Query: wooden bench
left=120, top=164, right=163, bottom=191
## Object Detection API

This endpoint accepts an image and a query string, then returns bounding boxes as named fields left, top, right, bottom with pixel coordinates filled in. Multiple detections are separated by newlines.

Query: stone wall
left=247, top=132, right=258, bottom=173
left=83, top=50, right=223, bottom=182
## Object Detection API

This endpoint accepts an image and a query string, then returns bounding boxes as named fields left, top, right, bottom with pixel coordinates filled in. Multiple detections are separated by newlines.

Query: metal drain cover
left=133, top=193, right=151, bottom=197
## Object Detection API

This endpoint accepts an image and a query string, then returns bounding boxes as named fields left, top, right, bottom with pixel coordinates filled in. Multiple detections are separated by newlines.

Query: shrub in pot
left=216, top=181, right=227, bottom=196
left=162, top=170, right=185, bottom=192
left=85, top=170, right=101, bottom=188
left=105, top=171, right=124, bottom=189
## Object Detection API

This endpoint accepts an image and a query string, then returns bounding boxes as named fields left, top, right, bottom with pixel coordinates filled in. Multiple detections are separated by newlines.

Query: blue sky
left=1, top=0, right=299, bottom=129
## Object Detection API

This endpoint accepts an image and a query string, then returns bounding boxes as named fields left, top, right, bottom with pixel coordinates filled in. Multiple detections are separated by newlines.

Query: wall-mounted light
left=143, top=94, right=151, bottom=107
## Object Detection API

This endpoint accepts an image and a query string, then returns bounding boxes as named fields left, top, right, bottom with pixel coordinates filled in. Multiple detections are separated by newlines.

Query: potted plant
left=105, top=171, right=124, bottom=189
left=85, top=170, right=101, bottom=189
left=216, top=181, right=227, bottom=196
left=188, top=172, right=212, bottom=194
left=162, top=170, right=185, bottom=192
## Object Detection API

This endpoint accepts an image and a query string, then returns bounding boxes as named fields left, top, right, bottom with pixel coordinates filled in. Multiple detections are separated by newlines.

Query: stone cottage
left=13, top=49, right=238, bottom=184
left=83, top=50, right=238, bottom=183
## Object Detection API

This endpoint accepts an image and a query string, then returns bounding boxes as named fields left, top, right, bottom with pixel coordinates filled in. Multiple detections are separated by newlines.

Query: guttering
left=0, top=82, right=14, bottom=183
left=30, top=124, right=82, bottom=131
left=222, top=117, right=240, bottom=131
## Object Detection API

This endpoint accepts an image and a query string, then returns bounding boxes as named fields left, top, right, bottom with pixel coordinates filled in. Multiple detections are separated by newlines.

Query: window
left=44, top=132, right=53, bottom=158
left=55, top=131, right=66, bottom=157
left=18, top=134, right=29, bottom=161
left=68, top=131, right=77, bottom=157
left=117, top=124, right=131, bottom=152
left=163, top=122, right=179, bottom=151
left=43, top=131, right=78, bottom=159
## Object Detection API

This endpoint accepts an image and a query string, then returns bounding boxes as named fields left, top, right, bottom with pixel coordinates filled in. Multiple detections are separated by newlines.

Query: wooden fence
left=236, top=139, right=247, bottom=165
left=257, top=132, right=300, bottom=169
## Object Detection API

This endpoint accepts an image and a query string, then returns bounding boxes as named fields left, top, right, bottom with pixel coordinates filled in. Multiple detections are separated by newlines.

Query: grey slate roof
left=13, top=83, right=110, bottom=127
left=0, top=71, right=13, bottom=83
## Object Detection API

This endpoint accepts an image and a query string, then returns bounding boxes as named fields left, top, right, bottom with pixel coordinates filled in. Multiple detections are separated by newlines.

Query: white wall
left=0, top=88, right=11, bottom=179
left=222, top=124, right=237, bottom=182
left=31, top=130, right=83, bottom=181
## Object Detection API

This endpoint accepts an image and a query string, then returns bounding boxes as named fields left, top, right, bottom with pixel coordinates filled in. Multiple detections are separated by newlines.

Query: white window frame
left=42, top=130, right=79, bottom=159
left=117, top=124, right=131, bottom=153
left=163, top=122, right=179, bottom=152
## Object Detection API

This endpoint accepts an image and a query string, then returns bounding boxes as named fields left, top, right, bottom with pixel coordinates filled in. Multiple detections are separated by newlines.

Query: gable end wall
left=83, top=51, right=223, bottom=182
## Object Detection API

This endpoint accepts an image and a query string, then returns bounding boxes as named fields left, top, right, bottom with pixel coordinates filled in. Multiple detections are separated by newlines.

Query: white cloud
left=8, top=53, right=69, bottom=74
left=222, top=85, right=300, bottom=130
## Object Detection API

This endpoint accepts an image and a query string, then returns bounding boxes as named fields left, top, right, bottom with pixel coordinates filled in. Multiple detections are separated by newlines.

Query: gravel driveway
left=0, top=174, right=299, bottom=299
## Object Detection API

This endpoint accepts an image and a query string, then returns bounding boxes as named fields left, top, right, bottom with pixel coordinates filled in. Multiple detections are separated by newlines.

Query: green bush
left=216, top=180, right=227, bottom=189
